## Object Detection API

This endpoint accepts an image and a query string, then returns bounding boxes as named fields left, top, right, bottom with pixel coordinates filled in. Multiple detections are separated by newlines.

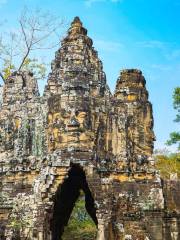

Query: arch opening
left=51, top=164, right=98, bottom=240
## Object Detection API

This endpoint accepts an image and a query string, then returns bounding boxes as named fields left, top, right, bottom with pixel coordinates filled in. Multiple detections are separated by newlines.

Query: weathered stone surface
left=0, top=85, right=3, bottom=109
left=0, top=16, right=179, bottom=240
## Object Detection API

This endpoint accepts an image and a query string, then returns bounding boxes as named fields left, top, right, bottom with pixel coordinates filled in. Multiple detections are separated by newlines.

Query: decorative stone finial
left=68, top=16, right=87, bottom=36
left=120, top=69, right=142, bottom=75
left=71, top=16, right=82, bottom=26
left=117, top=68, right=145, bottom=85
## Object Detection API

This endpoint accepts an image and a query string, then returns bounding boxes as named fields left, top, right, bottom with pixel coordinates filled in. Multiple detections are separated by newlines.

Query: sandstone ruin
left=0, top=16, right=180, bottom=240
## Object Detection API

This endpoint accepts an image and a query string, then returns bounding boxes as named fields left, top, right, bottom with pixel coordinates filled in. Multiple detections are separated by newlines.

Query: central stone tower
left=0, top=17, right=180, bottom=240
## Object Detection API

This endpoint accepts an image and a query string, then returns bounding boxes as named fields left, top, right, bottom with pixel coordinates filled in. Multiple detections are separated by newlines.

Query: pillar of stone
left=114, top=69, right=155, bottom=174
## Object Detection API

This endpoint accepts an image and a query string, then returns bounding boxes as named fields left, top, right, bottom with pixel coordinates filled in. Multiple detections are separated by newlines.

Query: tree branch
left=1, top=8, right=65, bottom=76
left=0, top=72, right=5, bottom=83
left=19, top=20, right=29, bottom=48
left=18, top=48, right=30, bottom=71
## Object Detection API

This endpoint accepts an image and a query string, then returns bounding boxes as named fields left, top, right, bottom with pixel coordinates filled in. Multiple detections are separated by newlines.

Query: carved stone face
left=145, top=121, right=155, bottom=154
left=0, top=117, right=14, bottom=151
left=47, top=106, right=94, bottom=152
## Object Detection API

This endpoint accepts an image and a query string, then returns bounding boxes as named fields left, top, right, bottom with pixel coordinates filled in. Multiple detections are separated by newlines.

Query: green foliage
left=0, top=8, right=63, bottom=82
left=2, top=59, right=15, bottom=80
left=173, top=87, right=180, bottom=113
left=62, top=192, right=97, bottom=240
left=21, top=58, right=47, bottom=80
left=155, top=153, right=180, bottom=179
left=166, top=87, right=180, bottom=150
left=167, top=132, right=180, bottom=146
left=9, top=218, right=23, bottom=230
left=2, top=58, right=46, bottom=80
left=1, top=57, right=46, bottom=81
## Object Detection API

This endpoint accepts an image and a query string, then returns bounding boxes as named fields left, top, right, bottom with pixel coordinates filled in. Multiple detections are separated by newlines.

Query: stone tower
left=0, top=17, right=180, bottom=240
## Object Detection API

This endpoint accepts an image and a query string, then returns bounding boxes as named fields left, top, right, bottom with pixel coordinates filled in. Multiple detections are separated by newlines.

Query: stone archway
left=50, top=164, right=98, bottom=240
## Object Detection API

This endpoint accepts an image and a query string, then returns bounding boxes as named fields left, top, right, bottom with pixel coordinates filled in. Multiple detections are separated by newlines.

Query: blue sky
left=0, top=0, right=180, bottom=151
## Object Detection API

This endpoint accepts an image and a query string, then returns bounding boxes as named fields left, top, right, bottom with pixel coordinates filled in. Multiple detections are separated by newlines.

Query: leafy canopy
left=166, top=87, right=180, bottom=150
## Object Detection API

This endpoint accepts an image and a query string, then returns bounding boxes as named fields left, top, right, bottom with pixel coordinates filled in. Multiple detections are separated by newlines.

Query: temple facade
left=0, top=17, right=180, bottom=240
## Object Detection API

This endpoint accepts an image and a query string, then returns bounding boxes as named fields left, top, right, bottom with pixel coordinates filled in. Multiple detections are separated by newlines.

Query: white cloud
left=136, top=40, right=168, bottom=50
left=85, top=0, right=104, bottom=7
left=94, top=39, right=124, bottom=52
left=84, top=0, right=123, bottom=7
left=150, top=64, right=173, bottom=71
left=136, top=40, right=180, bottom=61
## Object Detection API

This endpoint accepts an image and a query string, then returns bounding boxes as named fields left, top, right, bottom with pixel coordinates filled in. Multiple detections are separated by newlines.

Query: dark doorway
left=51, top=164, right=98, bottom=240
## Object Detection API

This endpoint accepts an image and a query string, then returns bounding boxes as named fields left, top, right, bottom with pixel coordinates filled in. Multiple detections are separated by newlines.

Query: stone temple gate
left=0, top=17, right=180, bottom=240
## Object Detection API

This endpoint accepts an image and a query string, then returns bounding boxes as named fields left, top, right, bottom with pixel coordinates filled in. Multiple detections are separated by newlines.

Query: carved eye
left=61, top=109, right=71, bottom=119
left=78, top=112, right=86, bottom=119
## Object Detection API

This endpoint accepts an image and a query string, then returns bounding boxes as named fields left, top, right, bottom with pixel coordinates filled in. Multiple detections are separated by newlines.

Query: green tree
left=166, top=87, right=180, bottom=150
left=155, top=153, right=180, bottom=179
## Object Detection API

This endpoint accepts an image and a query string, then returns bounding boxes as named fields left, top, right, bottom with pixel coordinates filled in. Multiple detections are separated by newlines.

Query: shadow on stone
left=51, top=164, right=97, bottom=240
